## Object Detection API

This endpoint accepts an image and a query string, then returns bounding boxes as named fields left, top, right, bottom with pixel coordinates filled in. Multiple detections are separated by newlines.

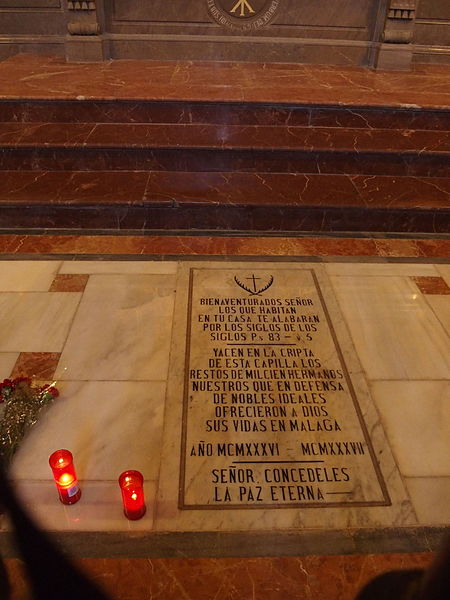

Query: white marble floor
left=0, top=259, right=449, bottom=532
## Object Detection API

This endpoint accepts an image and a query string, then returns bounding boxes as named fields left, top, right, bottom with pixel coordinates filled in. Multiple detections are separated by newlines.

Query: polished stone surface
left=0, top=55, right=448, bottom=236
left=3, top=552, right=436, bottom=600
left=0, top=255, right=448, bottom=541
left=329, top=276, right=450, bottom=380
left=1, top=55, right=449, bottom=107
left=1, top=172, right=449, bottom=210
left=0, top=234, right=449, bottom=258
left=0, top=50, right=448, bottom=599
left=180, top=266, right=390, bottom=509
left=0, top=290, right=81, bottom=352
left=10, top=352, right=60, bottom=380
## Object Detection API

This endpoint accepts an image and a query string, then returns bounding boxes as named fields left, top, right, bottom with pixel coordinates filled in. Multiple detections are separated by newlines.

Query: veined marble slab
left=0, top=292, right=81, bottom=352
left=425, top=296, right=450, bottom=336
left=436, top=265, right=450, bottom=287
left=156, top=262, right=416, bottom=531
left=324, top=263, right=439, bottom=278
left=0, top=260, right=61, bottom=292
left=54, top=274, right=176, bottom=381
left=0, top=352, right=18, bottom=379
left=329, top=276, right=450, bottom=380
left=371, top=381, right=450, bottom=478
left=59, top=261, right=178, bottom=275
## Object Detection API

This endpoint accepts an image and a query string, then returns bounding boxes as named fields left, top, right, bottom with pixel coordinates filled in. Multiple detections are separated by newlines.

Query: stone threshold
left=1, top=526, right=447, bottom=559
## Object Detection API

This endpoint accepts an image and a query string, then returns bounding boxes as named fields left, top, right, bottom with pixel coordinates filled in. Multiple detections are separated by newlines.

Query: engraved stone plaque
left=180, top=267, right=390, bottom=509
left=207, top=0, right=280, bottom=31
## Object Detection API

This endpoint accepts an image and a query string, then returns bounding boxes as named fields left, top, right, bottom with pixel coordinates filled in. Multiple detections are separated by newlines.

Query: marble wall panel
left=417, top=0, right=450, bottom=19
left=0, top=1, right=60, bottom=6
left=109, top=0, right=375, bottom=31
left=414, top=22, right=450, bottom=46
left=0, top=12, right=65, bottom=36
left=329, top=276, right=450, bottom=380
left=54, top=274, right=176, bottom=381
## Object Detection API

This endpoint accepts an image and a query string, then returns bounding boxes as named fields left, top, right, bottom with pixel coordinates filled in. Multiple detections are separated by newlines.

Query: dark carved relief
left=384, top=0, right=417, bottom=43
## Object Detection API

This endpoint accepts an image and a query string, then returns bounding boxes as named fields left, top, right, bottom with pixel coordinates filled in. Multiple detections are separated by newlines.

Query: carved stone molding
left=67, top=22, right=100, bottom=35
left=68, top=1, right=96, bottom=10
left=388, top=0, right=415, bottom=20
left=383, top=0, right=417, bottom=44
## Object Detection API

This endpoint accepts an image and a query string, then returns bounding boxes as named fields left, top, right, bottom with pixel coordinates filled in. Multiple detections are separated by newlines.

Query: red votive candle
left=118, top=470, right=146, bottom=520
left=49, top=449, right=81, bottom=505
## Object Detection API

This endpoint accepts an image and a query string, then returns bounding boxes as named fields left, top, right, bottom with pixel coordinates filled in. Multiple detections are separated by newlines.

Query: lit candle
left=49, top=449, right=81, bottom=505
left=118, top=470, right=146, bottom=520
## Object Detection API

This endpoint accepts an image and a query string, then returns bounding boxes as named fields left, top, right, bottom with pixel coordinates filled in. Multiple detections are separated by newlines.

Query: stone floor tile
left=371, top=381, right=450, bottom=477
left=0, top=260, right=61, bottom=291
left=405, top=477, right=450, bottom=525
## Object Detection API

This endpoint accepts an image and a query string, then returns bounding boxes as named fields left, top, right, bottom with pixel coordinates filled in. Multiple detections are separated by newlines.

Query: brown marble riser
left=1, top=123, right=449, bottom=153
left=0, top=204, right=448, bottom=234
left=1, top=148, right=448, bottom=177
left=1, top=100, right=449, bottom=131
left=1, top=171, right=449, bottom=210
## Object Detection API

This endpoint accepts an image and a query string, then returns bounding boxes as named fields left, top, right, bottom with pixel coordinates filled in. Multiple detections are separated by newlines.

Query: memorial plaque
left=180, top=268, right=390, bottom=509
left=207, top=0, right=280, bottom=31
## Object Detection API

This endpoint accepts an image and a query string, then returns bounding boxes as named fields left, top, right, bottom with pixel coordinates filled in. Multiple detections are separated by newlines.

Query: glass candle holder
left=118, top=470, right=146, bottom=520
left=49, top=449, right=81, bottom=505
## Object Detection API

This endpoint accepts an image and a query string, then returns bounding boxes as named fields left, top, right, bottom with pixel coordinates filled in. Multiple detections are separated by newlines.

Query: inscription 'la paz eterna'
left=180, top=268, right=389, bottom=509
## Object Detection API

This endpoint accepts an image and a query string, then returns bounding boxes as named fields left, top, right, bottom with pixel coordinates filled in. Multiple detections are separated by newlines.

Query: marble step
left=1, top=99, right=450, bottom=131
left=1, top=171, right=448, bottom=233
left=0, top=123, right=448, bottom=176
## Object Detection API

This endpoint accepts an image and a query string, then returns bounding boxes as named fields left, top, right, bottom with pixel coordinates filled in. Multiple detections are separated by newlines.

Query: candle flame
left=131, top=493, right=137, bottom=501
left=59, top=473, right=73, bottom=486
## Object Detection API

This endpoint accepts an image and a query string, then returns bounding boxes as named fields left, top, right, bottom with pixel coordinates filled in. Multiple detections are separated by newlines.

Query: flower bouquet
left=0, top=377, right=59, bottom=465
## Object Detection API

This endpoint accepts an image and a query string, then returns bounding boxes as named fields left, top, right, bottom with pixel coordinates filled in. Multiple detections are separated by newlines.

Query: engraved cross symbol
left=246, top=274, right=260, bottom=293
left=230, top=0, right=256, bottom=17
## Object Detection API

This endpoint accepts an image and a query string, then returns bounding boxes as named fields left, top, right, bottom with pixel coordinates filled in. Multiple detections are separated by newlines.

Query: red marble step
left=1, top=99, right=449, bottom=131
left=1, top=54, right=449, bottom=110
left=0, top=171, right=448, bottom=234
left=0, top=171, right=449, bottom=210
left=0, top=123, right=448, bottom=176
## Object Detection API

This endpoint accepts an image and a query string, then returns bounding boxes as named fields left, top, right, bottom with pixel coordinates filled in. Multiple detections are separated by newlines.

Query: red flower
left=14, top=377, right=31, bottom=386
left=40, top=384, right=59, bottom=398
